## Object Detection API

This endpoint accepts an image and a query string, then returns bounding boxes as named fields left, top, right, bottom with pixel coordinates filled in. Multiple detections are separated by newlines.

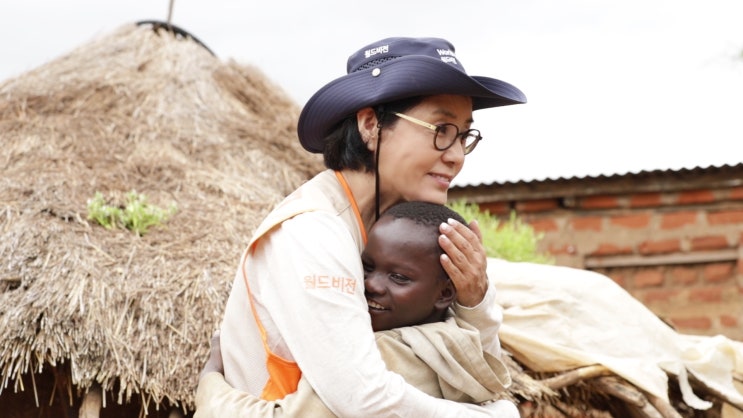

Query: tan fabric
left=196, top=316, right=512, bottom=418
left=379, top=315, right=511, bottom=404
left=489, top=258, right=743, bottom=411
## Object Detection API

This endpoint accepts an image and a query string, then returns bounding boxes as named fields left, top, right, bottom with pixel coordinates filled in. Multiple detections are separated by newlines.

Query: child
left=363, top=200, right=460, bottom=332
left=196, top=201, right=517, bottom=417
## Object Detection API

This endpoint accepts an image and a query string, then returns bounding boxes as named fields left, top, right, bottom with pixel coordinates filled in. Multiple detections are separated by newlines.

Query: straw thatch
left=0, top=21, right=323, bottom=413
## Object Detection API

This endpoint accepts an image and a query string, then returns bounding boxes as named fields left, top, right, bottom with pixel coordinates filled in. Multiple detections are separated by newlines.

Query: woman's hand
left=438, top=218, right=489, bottom=307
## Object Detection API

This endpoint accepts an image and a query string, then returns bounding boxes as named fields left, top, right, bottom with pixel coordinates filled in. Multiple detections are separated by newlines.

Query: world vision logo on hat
left=365, top=45, right=389, bottom=58
left=437, top=48, right=458, bottom=65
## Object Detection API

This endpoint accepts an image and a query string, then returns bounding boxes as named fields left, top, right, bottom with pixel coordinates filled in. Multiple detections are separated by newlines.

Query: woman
left=196, top=201, right=515, bottom=417
left=198, top=36, right=526, bottom=417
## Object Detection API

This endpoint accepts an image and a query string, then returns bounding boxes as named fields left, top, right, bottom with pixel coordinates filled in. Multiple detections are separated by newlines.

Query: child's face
left=362, top=216, right=452, bottom=332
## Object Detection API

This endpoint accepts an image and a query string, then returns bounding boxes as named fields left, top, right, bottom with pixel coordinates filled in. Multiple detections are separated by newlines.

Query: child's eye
left=362, top=261, right=373, bottom=274
left=390, top=273, right=411, bottom=284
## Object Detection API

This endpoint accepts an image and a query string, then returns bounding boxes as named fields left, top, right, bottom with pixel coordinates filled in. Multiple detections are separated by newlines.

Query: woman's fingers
left=439, top=218, right=488, bottom=307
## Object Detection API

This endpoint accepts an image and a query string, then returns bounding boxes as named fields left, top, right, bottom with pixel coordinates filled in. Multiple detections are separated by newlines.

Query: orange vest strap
left=334, top=171, right=367, bottom=245
left=242, top=246, right=302, bottom=400
left=260, top=352, right=302, bottom=401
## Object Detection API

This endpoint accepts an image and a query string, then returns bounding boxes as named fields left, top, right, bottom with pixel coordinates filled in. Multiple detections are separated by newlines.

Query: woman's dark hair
left=322, top=96, right=425, bottom=171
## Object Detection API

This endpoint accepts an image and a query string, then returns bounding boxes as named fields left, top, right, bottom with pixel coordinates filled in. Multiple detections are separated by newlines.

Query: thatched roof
left=0, top=21, right=323, bottom=410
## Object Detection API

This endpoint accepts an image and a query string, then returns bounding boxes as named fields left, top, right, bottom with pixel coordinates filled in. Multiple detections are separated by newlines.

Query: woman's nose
left=441, top=140, right=465, bottom=167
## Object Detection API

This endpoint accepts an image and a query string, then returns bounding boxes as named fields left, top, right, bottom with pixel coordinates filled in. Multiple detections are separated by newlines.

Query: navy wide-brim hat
left=297, top=37, right=527, bottom=153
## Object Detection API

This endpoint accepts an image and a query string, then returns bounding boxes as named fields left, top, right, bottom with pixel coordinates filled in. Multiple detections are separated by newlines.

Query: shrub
left=447, top=200, right=553, bottom=264
left=87, top=190, right=177, bottom=236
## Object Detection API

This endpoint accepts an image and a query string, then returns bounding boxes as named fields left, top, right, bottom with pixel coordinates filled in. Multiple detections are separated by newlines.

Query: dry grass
left=0, top=22, right=322, bottom=410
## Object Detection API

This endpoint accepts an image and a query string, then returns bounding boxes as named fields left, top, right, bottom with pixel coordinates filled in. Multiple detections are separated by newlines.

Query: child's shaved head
left=383, top=201, right=467, bottom=230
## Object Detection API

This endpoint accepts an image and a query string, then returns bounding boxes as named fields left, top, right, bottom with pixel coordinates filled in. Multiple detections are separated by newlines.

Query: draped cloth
left=489, top=258, right=743, bottom=410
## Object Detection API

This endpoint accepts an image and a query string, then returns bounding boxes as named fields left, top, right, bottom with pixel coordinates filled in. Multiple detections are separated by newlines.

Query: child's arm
left=195, top=373, right=335, bottom=418
left=195, top=333, right=334, bottom=418
left=452, top=283, right=505, bottom=358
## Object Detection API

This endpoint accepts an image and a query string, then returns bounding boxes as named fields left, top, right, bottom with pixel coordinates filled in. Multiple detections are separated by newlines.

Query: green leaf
left=86, top=190, right=177, bottom=235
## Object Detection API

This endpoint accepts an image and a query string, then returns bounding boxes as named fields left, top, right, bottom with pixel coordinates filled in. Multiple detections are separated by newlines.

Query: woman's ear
left=356, top=107, right=379, bottom=152
left=434, top=280, right=457, bottom=310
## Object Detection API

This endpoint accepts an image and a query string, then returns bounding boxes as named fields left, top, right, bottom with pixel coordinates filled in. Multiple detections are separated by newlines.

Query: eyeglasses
left=392, top=112, right=482, bottom=155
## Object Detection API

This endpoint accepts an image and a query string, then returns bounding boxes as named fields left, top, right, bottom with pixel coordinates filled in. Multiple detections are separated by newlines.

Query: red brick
left=708, top=209, right=743, bottom=225
left=670, top=316, right=712, bottom=330
left=629, top=193, right=662, bottom=208
left=609, top=273, right=626, bottom=287
left=638, top=239, right=681, bottom=255
left=634, top=270, right=664, bottom=288
left=689, top=287, right=723, bottom=303
left=478, top=202, right=510, bottom=216
left=669, top=266, right=698, bottom=285
left=720, top=315, right=739, bottom=328
left=677, top=189, right=716, bottom=205
left=548, top=244, right=576, bottom=255
left=690, top=235, right=730, bottom=251
left=729, top=187, right=743, bottom=200
left=528, top=219, right=558, bottom=232
left=610, top=213, right=651, bottom=229
left=660, top=211, right=698, bottom=229
left=590, top=243, right=633, bottom=256
left=515, top=199, right=560, bottom=212
left=703, top=262, right=734, bottom=283
left=571, top=216, right=603, bottom=231
left=642, top=289, right=680, bottom=303
left=579, top=195, right=620, bottom=209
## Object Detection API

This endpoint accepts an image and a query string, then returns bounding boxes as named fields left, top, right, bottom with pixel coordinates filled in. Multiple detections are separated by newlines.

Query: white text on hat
left=365, top=45, right=389, bottom=58
left=437, top=48, right=458, bottom=65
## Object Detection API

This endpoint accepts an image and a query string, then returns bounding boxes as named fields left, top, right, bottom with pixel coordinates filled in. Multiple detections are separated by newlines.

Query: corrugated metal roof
left=448, top=162, right=743, bottom=205
left=452, top=162, right=743, bottom=190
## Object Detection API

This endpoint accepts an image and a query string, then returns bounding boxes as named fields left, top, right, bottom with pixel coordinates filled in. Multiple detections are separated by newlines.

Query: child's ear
left=434, top=281, right=457, bottom=310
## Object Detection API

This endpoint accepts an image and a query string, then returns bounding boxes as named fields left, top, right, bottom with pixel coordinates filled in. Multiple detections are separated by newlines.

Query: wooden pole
left=168, top=409, right=185, bottom=418
left=79, top=384, right=102, bottom=418
left=167, top=0, right=175, bottom=25
left=538, top=365, right=612, bottom=390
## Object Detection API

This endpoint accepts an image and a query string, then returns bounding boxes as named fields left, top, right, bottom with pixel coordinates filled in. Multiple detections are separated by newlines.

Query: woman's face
left=362, top=216, right=451, bottom=332
left=376, top=94, right=473, bottom=206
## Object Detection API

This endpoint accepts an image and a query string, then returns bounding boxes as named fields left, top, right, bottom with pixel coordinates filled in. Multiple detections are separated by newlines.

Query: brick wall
left=453, top=170, right=743, bottom=342
left=481, top=186, right=743, bottom=341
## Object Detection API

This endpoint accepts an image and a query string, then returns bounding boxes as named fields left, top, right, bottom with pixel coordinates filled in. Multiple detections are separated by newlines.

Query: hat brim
left=298, top=55, right=527, bottom=153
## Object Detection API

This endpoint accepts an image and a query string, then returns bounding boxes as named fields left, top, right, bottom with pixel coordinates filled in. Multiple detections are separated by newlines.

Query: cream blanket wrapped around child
left=196, top=315, right=514, bottom=417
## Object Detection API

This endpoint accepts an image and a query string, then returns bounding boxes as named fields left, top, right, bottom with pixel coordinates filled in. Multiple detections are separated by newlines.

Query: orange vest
left=242, top=171, right=366, bottom=400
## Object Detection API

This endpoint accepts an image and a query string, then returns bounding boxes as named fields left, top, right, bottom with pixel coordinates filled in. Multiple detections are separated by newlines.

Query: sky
left=1, top=0, right=742, bottom=186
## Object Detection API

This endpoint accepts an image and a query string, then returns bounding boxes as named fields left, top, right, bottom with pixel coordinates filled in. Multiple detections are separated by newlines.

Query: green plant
left=447, top=200, right=553, bottom=264
left=87, top=190, right=177, bottom=235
